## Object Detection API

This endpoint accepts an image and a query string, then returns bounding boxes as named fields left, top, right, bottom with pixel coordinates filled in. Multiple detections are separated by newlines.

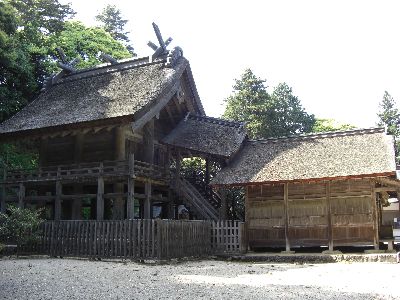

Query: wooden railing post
left=54, top=168, right=62, bottom=221
left=127, top=154, right=135, bottom=219
left=97, top=163, right=104, bottom=221
left=326, top=181, right=333, bottom=251
left=144, top=181, right=152, bottom=219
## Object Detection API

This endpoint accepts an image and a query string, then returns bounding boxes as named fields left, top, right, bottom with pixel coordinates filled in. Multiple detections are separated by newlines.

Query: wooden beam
left=97, top=167, right=104, bottom=221
left=57, top=61, right=76, bottom=73
left=284, top=183, right=290, bottom=252
left=326, top=181, right=333, bottom=251
left=72, top=132, right=84, bottom=219
left=55, top=180, right=62, bottom=220
left=113, top=127, right=126, bottom=220
left=144, top=181, right=151, bottom=219
left=18, top=183, right=25, bottom=208
left=219, top=188, right=227, bottom=220
left=127, top=154, right=135, bottom=219
left=100, top=53, right=118, bottom=64
left=371, top=180, right=380, bottom=250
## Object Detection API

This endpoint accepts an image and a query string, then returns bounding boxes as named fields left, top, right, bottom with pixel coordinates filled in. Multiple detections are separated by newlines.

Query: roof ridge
left=54, top=57, right=167, bottom=86
left=188, top=114, right=244, bottom=128
left=249, top=127, right=385, bottom=143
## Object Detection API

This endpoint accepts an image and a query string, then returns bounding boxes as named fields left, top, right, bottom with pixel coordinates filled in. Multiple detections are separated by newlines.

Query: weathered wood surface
left=247, top=178, right=378, bottom=249
left=1, top=159, right=169, bottom=184
left=211, top=220, right=246, bottom=254
left=21, top=219, right=245, bottom=258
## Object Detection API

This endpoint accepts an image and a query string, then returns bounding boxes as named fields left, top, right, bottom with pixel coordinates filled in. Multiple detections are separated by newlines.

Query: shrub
left=0, top=206, right=43, bottom=252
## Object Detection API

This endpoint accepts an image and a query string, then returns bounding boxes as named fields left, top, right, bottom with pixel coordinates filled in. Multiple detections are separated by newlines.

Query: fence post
left=157, top=219, right=163, bottom=260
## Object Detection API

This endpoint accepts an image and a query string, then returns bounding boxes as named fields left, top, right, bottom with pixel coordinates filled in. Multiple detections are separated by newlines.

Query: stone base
left=322, top=250, right=343, bottom=255
left=280, top=250, right=296, bottom=254
left=364, top=249, right=385, bottom=254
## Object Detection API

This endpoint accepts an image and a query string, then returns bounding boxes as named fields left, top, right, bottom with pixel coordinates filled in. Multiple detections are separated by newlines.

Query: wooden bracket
left=100, top=53, right=118, bottom=65
left=147, top=22, right=173, bottom=62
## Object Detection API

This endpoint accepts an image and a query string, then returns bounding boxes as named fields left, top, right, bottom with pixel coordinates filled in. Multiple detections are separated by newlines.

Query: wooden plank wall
left=37, top=219, right=212, bottom=259
left=246, top=178, right=376, bottom=249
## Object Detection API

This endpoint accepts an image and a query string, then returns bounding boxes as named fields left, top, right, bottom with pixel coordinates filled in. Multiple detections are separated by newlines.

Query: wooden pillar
left=1, top=169, right=6, bottom=213
left=284, top=183, right=290, bottom=251
left=18, top=183, right=25, bottom=208
left=113, top=126, right=126, bottom=220
left=219, top=188, right=227, bottom=220
left=144, top=181, right=152, bottom=219
left=97, top=164, right=104, bottom=221
left=326, top=181, right=333, bottom=251
left=55, top=180, right=62, bottom=220
left=72, top=132, right=84, bottom=220
left=143, top=119, right=154, bottom=164
left=244, top=186, right=250, bottom=251
left=127, top=154, right=135, bottom=219
left=371, top=180, right=380, bottom=250
left=205, top=157, right=210, bottom=185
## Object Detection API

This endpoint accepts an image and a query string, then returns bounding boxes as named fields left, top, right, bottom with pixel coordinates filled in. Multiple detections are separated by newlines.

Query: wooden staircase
left=174, top=176, right=219, bottom=221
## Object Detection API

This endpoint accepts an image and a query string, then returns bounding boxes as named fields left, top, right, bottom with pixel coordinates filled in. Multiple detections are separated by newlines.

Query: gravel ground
left=0, top=258, right=398, bottom=299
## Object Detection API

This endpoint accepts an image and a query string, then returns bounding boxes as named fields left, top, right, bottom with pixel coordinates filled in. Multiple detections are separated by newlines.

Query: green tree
left=312, top=118, right=355, bottom=133
left=0, top=206, right=43, bottom=253
left=377, top=91, right=400, bottom=161
left=96, top=4, right=134, bottom=55
left=223, top=69, right=315, bottom=138
left=49, top=21, right=132, bottom=69
left=0, top=1, right=37, bottom=123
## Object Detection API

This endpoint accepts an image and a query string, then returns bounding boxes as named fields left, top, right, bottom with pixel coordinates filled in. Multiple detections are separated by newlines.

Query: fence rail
left=15, top=219, right=245, bottom=259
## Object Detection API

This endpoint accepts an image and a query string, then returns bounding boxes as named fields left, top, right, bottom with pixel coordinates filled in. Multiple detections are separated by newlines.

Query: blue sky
left=62, top=0, right=400, bottom=128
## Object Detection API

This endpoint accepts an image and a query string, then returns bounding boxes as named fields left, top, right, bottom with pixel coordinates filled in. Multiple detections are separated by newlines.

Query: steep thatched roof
left=212, top=128, right=396, bottom=186
left=162, top=114, right=246, bottom=158
left=0, top=56, right=203, bottom=137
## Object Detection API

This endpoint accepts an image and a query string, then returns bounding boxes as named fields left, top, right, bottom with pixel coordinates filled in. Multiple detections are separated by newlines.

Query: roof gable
left=0, top=56, right=200, bottom=137
left=162, top=114, right=246, bottom=158
left=212, top=128, right=396, bottom=185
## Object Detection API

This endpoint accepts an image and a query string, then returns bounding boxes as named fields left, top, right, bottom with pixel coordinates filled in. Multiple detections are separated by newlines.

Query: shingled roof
left=212, top=128, right=396, bottom=186
left=0, top=55, right=203, bottom=137
left=162, top=114, right=246, bottom=158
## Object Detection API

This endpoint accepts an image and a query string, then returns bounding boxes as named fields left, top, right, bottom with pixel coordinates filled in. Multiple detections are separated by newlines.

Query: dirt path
left=0, top=258, right=397, bottom=299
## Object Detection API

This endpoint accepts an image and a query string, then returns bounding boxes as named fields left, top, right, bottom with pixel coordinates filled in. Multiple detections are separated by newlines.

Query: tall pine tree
left=96, top=4, right=135, bottom=55
left=377, top=91, right=400, bottom=162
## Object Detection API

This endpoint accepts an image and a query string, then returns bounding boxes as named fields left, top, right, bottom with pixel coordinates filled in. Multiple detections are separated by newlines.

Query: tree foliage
left=377, top=91, right=400, bottom=162
left=0, top=206, right=43, bottom=251
left=223, top=69, right=315, bottom=139
left=312, top=118, right=355, bottom=133
left=96, top=4, right=134, bottom=55
left=0, top=1, right=37, bottom=122
left=49, top=21, right=132, bottom=69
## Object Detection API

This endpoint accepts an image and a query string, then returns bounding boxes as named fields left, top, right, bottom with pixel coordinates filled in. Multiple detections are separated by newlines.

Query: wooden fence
left=211, top=220, right=246, bottom=253
left=18, top=219, right=245, bottom=259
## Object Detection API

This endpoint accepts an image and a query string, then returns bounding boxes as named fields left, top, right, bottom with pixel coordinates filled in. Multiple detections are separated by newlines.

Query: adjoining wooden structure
left=212, top=128, right=399, bottom=250
left=0, top=25, right=246, bottom=222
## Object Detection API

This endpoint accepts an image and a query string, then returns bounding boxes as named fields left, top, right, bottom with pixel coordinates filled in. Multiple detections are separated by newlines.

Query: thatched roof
left=212, top=128, right=396, bottom=186
left=162, top=114, right=246, bottom=158
left=0, top=56, right=203, bottom=137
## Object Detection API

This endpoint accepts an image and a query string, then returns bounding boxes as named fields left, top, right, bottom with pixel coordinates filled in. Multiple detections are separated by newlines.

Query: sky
left=61, top=0, right=400, bottom=128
